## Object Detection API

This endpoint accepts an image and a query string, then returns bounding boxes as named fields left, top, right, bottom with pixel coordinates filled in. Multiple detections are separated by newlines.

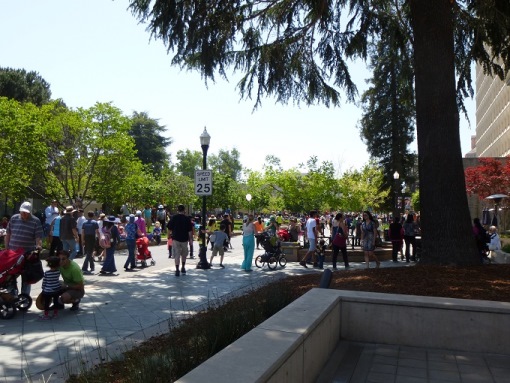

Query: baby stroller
left=0, top=248, right=43, bottom=319
left=136, top=237, right=156, bottom=268
left=255, top=232, right=287, bottom=269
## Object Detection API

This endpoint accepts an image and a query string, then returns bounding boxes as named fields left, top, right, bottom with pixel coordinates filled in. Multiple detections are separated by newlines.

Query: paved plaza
left=2, top=234, right=506, bottom=383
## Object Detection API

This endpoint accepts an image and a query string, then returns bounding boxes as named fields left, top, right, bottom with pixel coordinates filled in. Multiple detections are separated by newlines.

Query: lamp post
left=198, top=127, right=211, bottom=269
left=393, top=171, right=400, bottom=220
left=246, top=193, right=252, bottom=215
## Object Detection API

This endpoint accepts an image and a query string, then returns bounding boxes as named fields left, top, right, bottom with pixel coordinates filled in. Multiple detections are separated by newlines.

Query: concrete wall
left=177, top=289, right=510, bottom=383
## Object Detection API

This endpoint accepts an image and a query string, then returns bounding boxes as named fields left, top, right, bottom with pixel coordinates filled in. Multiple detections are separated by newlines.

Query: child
left=316, top=239, right=327, bottom=269
left=209, top=224, right=228, bottom=268
left=39, top=256, right=61, bottom=320
left=153, top=221, right=162, bottom=245
left=167, top=236, right=173, bottom=258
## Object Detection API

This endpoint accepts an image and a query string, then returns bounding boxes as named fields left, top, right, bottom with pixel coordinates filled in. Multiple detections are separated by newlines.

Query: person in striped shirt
left=39, top=256, right=61, bottom=320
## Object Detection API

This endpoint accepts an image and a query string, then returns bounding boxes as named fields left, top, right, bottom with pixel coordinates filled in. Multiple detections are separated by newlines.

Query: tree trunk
left=409, top=0, right=479, bottom=265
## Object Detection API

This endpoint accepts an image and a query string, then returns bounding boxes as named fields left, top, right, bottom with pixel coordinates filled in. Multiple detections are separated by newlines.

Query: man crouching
left=57, top=250, right=85, bottom=311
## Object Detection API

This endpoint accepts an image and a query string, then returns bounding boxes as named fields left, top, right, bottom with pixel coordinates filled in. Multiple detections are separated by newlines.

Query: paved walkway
left=319, top=341, right=510, bottom=383
left=0, top=234, right=409, bottom=382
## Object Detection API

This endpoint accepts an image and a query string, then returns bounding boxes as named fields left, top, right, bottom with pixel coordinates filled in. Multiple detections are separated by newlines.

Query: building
left=463, top=64, right=510, bottom=229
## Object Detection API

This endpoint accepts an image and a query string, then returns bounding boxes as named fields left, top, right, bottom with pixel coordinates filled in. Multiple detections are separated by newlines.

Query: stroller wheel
left=267, top=256, right=277, bottom=270
left=141, top=261, right=147, bottom=268
left=279, top=256, right=287, bottom=268
left=254, top=255, right=263, bottom=268
left=0, top=301, right=16, bottom=320
left=151, top=260, right=156, bottom=266
left=16, top=293, right=32, bottom=312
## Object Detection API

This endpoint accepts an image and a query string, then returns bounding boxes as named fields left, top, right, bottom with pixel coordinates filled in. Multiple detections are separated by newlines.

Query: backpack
left=99, top=226, right=112, bottom=249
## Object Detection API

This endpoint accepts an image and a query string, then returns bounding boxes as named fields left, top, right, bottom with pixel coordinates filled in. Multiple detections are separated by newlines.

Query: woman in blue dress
left=100, top=216, right=121, bottom=275
left=241, top=215, right=255, bottom=272
left=361, top=211, right=380, bottom=269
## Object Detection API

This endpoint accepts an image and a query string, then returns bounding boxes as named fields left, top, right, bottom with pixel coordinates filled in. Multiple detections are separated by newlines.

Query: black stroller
left=255, top=232, right=287, bottom=269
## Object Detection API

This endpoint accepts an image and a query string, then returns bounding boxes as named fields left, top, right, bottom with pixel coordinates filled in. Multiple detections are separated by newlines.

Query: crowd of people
left=5, top=198, right=502, bottom=321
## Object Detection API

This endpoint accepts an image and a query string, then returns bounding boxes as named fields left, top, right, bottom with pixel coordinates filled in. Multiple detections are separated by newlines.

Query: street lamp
left=198, top=127, right=211, bottom=269
left=393, top=171, right=400, bottom=220
left=246, top=193, right=252, bottom=215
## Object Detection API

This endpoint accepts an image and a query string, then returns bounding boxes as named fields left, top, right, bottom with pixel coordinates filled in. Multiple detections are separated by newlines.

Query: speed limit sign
left=195, top=170, right=213, bottom=196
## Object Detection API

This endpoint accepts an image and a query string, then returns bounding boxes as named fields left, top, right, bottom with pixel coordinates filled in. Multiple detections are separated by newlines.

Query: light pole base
left=196, top=245, right=211, bottom=269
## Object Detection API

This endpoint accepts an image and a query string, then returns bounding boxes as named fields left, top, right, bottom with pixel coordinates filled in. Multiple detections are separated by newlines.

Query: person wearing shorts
left=167, top=204, right=193, bottom=276
left=300, top=210, right=318, bottom=268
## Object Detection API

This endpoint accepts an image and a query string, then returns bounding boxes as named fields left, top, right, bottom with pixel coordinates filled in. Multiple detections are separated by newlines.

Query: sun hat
left=65, top=206, right=75, bottom=214
left=105, top=215, right=120, bottom=223
left=136, top=210, right=142, bottom=216
left=99, top=213, right=106, bottom=219
left=158, top=205, right=164, bottom=209
left=19, top=201, right=32, bottom=213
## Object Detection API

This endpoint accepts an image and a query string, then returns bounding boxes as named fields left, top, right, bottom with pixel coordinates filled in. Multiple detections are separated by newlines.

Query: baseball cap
left=19, top=201, right=32, bottom=213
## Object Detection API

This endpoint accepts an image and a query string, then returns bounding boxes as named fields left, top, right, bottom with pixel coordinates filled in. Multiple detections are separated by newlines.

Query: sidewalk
left=0, top=234, right=407, bottom=382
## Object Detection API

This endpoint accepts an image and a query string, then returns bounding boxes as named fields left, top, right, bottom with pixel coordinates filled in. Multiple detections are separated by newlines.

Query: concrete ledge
left=177, top=289, right=510, bottom=383
left=491, top=250, right=510, bottom=264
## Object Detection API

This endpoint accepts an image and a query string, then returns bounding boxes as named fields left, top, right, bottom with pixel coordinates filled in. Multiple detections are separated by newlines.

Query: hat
left=210, top=215, right=216, bottom=220
left=19, top=202, right=32, bottom=213
left=65, top=206, right=75, bottom=214
left=136, top=210, right=142, bottom=216
left=129, top=214, right=135, bottom=223
left=99, top=213, right=106, bottom=219
left=105, top=215, right=120, bottom=223
left=158, top=205, right=164, bottom=209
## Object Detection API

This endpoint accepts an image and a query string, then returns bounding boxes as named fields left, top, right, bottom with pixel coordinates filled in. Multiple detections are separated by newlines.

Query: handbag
left=332, top=232, right=347, bottom=247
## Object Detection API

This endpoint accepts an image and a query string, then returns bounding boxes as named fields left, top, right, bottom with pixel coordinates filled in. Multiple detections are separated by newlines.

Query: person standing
left=144, top=205, right=152, bottom=232
left=220, top=213, right=233, bottom=250
left=241, top=215, right=256, bottom=272
left=39, top=256, right=61, bottom=320
left=48, top=212, right=63, bottom=257
left=76, top=209, right=86, bottom=258
left=81, top=211, right=99, bottom=274
left=167, top=204, right=193, bottom=276
left=361, top=211, right=380, bottom=268
left=389, top=215, right=403, bottom=263
left=60, top=206, right=79, bottom=260
left=135, top=210, right=147, bottom=235
left=5, top=201, right=43, bottom=294
left=403, top=213, right=419, bottom=262
left=253, top=216, right=265, bottom=249
left=300, top=211, right=318, bottom=268
left=100, top=216, right=121, bottom=275
left=331, top=213, right=349, bottom=269
left=44, top=200, right=59, bottom=240
left=124, top=214, right=143, bottom=271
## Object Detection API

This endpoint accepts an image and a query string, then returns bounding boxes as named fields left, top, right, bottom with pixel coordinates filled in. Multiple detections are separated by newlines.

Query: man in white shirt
left=300, top=210, right=318, bottom=268
left=76, top=209, right=86, bottom=258
left=44, top=200, right=59, bottom=239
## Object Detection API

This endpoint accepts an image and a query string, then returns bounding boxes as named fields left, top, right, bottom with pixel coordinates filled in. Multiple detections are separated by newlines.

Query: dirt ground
left=284, top=264, right=510, bottom=302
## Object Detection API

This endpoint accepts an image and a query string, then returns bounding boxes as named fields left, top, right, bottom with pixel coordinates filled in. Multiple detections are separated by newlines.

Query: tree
left=41, top=102, right=146, bottom=210
left=358, top=5, right=416, bottom=210
left=0, top=97, right=50, bottom=203
left=129, top=111, right=171, bottom=175
left=175, top=149, right=202, bottom=178
left=465, top=158, right=509, bottom=199
left=127, top=0, right=510, bottom=265
left=209, top=148, right=243, bottom=182
left=0, top=67, right=51, bottom=106
left=339, top=162, right=388, bottom=213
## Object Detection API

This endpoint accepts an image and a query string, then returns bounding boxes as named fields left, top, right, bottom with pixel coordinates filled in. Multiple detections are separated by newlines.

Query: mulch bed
left=283, top=264, right=510, bottom=302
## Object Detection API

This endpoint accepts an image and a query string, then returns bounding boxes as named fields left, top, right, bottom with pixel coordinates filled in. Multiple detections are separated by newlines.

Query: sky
left=0, top=0, right=475, bottom=174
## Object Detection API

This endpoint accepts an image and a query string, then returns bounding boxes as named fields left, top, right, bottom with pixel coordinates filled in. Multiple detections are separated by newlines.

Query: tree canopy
left=0, top=67, right=51, bottom=106
left=127, top=0, right=510, bottom=265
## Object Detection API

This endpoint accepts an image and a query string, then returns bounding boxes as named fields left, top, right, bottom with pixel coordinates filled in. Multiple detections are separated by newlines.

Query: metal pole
left=198, top=144, right=210, bottom=268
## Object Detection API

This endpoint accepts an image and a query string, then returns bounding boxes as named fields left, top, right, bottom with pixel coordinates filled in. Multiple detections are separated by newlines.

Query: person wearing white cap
left=5, top=201, right=43, bottom=294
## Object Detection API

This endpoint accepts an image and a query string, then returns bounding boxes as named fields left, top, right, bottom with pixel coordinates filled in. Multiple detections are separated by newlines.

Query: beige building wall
left=475, top=63, right=510, bottom=157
